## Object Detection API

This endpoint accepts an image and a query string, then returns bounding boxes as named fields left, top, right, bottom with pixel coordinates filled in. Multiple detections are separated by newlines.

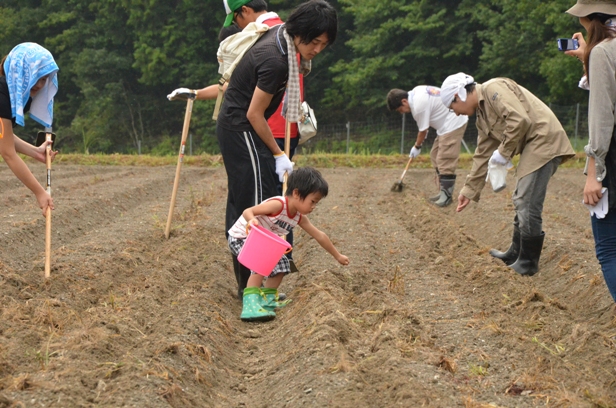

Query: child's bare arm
left=298, top=217, right=349, bottom=265
left=242, top=199, right=283, bottom=230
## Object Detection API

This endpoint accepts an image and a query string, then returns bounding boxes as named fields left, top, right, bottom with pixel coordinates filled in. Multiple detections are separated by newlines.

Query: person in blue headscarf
left=0, top=43, right=59, bottom=216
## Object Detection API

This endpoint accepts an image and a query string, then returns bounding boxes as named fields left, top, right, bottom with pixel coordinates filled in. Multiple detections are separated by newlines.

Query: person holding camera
left=387, top=87, right=468, bottom=207
left=440, top=73, right=575, bottom=276
left=563, top=0, right=616, bottom=302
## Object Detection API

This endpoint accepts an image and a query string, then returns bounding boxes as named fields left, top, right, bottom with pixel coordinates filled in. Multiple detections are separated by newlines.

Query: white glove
left=489, top=149, right=513, bottom=168
left=167, top=88, right=197, bottom=101
left=409, top=146, right=421, bottom=158
left=584, top=188, right=608, bottom=219
left=274, top=153, right=294, bottom=182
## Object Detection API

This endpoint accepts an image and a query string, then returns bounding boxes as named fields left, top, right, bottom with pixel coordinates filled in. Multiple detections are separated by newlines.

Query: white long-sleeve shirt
left=585, top=38, right=616, bottom=181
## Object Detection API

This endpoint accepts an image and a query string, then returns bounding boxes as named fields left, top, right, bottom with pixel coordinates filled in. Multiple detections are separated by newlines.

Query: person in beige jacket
left=440, top=73, right=575, bottom=276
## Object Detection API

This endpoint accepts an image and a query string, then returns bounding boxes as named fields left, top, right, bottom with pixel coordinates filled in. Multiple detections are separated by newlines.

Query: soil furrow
left=0, top=165, right=613, bottom=407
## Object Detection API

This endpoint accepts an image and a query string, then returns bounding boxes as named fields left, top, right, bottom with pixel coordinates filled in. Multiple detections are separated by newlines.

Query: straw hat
left=566, top=0, right=616, bottom=17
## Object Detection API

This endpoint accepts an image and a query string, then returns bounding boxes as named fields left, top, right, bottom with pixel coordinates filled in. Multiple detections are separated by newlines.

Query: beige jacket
left=460, top=78, right=575, bottom=202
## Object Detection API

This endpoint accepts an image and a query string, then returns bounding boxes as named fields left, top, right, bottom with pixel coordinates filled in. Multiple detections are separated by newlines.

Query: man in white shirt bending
left=387, top=86, right=468, bottom=207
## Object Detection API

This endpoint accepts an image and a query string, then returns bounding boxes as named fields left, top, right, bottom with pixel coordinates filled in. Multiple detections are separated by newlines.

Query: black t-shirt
left=217, top=26, right=289, bottom=131
left=0, top=76, right=31, bottom=126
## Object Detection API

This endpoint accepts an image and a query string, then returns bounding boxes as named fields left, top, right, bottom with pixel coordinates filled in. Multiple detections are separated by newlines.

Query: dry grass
left=330, top=350, right=353, bottom=373
left=462, top=396, right=507, bottom=407
left=16, top=152, right=588, bottom=169
left=387, top=265, right=405, bottom=295
left=437, top=356, right=456, bottom=373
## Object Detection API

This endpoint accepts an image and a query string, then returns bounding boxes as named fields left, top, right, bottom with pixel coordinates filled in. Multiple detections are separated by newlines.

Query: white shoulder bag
left=298, top=101, right=317, bottom=145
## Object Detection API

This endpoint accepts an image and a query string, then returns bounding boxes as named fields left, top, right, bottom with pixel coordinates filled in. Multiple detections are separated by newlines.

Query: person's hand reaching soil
left=457, top=194, right=470, bottom=212
left=336, top=254, right=349, bottom=265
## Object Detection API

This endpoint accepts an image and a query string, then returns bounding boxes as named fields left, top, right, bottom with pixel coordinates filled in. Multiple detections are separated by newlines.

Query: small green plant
left=468, top=363, right=488, bottom=376
left=28, top=332, right=57, bottom=370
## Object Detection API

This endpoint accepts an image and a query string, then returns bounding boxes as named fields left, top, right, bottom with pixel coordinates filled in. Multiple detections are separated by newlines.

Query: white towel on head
left=440, top=72, right=474, bottom=108
left=3, top=42, right=59, bottom=127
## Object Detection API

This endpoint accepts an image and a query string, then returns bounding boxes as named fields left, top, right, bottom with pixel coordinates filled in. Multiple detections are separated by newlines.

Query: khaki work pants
left=430, top=123, right=467, bottom=175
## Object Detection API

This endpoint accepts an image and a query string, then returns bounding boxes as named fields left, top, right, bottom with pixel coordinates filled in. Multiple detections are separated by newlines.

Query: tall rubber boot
left=510, top=232, right=545, bottom=276
left=489, top=226, right=521, bottom=265
left=240, top=287, right=276, bottom=322
left=434, top=175, right=456, bottom=207
left=232, top=255, right=251, bottom=300
left=429, top=170, right=441, bottom=202
left=261, top=287, right=290, bottom=312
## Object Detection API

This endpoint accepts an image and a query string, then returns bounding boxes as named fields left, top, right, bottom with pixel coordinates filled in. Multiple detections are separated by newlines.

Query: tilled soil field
left=0, top=162, right=614, bottom=407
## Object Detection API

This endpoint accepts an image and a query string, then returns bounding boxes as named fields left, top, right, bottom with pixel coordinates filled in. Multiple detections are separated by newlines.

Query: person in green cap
left=223, top=0, right=268, bottom=28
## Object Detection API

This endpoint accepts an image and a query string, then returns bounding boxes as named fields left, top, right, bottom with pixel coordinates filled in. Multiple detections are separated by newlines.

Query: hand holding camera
left=559, top=33, right=586, bottom=61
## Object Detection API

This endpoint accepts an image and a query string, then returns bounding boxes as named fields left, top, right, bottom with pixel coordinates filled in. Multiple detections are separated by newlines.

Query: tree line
left=0, top=0, right=586, bottom=154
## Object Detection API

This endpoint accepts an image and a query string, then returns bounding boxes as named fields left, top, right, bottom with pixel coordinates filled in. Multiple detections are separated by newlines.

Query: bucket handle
left=246, top=224, right=293, bottom=254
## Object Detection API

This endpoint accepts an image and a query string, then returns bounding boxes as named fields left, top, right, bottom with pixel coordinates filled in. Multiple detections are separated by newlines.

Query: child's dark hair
left=286, top=167, right=328, bottom=199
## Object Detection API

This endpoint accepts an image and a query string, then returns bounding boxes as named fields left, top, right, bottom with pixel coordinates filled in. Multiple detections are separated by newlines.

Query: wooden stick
left=399, top=156, right=413, bottom=182
left=282, top=119, right=291, bottom=195
left=44, top=130, right=53, bottom=279
left=165, top=98, right=194, bottom=239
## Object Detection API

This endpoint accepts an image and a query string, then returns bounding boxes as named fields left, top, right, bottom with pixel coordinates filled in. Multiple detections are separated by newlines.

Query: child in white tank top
left=228, top=167, right=349, bottom=322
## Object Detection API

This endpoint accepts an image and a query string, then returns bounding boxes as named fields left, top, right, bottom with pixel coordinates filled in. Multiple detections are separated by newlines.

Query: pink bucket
left=238, top=225, right=292, bottom=276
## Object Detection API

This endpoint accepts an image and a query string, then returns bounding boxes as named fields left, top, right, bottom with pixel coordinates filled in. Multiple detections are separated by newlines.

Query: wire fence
left=296, top=104, right=589, bottom=155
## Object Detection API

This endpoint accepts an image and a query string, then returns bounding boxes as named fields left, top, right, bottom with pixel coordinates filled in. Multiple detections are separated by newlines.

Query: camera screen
left=558, top=38, right=578, bottom=51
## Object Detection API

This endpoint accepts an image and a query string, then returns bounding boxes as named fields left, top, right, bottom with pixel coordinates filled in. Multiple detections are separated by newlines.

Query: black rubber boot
left=232, top=255, right=251, bottom=300
left=489, top=226, right=521, bottom=266
left=434, top=175, right=456, bottom=207
left=510, top=232, right=545, bottom=276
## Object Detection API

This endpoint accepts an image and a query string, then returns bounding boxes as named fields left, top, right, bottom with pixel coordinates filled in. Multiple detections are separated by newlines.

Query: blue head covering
left=3, top=43, right=59, bottom=127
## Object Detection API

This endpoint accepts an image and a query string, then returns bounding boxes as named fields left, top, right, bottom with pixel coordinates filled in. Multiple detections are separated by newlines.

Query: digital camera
left=557, top=38, right=579, bottom=52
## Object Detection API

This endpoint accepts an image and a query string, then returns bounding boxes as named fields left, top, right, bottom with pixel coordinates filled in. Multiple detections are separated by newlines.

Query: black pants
left=217, top=126, right=279, bottom=236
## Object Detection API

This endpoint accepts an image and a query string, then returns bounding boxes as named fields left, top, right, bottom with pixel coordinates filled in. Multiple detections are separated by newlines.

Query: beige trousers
left=429, top=123, right=467, bottom=175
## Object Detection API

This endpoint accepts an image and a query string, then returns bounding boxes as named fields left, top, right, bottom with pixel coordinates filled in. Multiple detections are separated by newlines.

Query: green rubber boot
left=261, top=287, right=291, bottom=312
left=240, top=287, right=276, bottom=322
